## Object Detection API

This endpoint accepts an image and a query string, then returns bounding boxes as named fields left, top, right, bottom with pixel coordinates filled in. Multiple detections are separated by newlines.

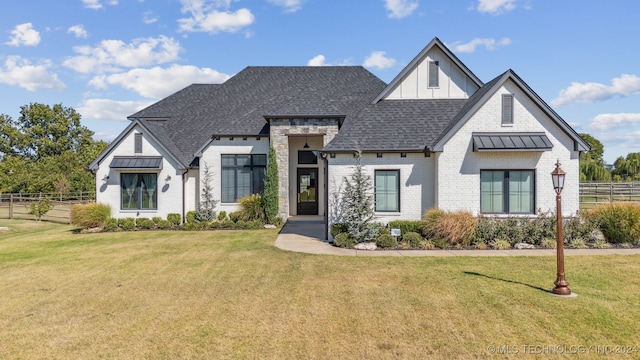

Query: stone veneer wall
left=269, top=118, right=340, bottom=220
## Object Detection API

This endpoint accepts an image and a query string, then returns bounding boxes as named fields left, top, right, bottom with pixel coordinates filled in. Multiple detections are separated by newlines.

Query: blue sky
left=1, top=0, right=639, bottom=164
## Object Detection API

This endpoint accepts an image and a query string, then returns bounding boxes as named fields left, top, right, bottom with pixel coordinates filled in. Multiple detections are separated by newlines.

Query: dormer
left=372, top=37, right=483, bottom=103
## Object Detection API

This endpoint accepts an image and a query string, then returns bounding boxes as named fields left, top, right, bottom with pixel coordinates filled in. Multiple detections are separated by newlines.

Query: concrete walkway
left=274, top=216, right=640, bottom=257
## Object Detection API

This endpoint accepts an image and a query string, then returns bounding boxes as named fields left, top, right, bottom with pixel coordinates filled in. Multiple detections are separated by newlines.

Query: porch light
left=551, top=160, right=566, bottom=195
left=303, top=136, right=310, bottom=149
left=102, top=175, right=109, bottom=182
left=165, top=175, right=172, bottom=182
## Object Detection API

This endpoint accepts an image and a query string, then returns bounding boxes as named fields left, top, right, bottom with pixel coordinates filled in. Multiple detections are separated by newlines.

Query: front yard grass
left=1, top=219, right=639, bottom=359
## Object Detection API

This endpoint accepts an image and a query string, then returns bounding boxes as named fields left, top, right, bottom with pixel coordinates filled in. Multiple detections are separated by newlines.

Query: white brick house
left=89, top=37, right=589, bottom=239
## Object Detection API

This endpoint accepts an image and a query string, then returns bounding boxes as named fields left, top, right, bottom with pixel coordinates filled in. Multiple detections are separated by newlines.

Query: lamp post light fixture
left=550, top=160, right=572, bottom=296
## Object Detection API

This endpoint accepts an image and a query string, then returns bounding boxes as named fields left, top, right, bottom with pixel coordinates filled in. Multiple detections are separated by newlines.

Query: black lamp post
left=551, top=160, right=572, bottom=296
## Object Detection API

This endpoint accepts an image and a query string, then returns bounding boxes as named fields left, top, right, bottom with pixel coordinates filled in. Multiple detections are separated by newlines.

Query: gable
left=89, top=120, right=185, bottom=171
left=431, top=71, right=590, bottom=153
left=373, top=38, right=483, bottom=102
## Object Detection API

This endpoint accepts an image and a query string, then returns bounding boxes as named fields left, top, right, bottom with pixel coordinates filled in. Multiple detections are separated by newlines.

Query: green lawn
left=1, top=220, right=639, bottom=359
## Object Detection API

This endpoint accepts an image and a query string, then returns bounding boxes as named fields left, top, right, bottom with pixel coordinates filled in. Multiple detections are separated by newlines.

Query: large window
left=121, top=173, right=157, bottom=210
left=480, top=170, right=534, bottom=214
left=221, top=154, right=266, bottom=203
left=375, top=170, right=400, bottom=212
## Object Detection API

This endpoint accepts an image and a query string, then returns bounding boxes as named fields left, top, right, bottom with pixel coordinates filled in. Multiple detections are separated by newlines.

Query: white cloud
left=77, top=99, right=153, bottom=121
left=6, top=23, right=41, bottom=47
left=89, top=64, right=230, bottom=98
left=590, top=113, right=640, bottom=131
left=143, top=11, right=158, bottom=24
left=81, top=0, right=118, bottom=9
left=385, top=0, right=419, bottom=19
left=0, top=56, right=65, bottom=91
left=63, top=35, right=182, bottom=74
left=449, top=37, right=511, bottom=53
left=476, top=0, right=518, bottom=15
left=268, top=0, right=304, bottom=13
left=178, top=0, right=255, bottom=34
left=307, top=55, right=328, bottom=66
left=551, top=74, right=640, bottom=107
left=363, top=51, right=396, bottom=70
left=68, top=25, right=88, bottom=39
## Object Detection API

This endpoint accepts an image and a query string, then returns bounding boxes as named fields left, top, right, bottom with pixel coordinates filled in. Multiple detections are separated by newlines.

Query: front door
left=297, top=168, right=318, bottom=215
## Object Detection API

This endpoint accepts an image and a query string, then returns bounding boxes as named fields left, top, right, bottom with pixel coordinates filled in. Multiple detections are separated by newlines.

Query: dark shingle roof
left=323, top=99, right=467, bottom=152
left=129, top=66, right=386, bottom=167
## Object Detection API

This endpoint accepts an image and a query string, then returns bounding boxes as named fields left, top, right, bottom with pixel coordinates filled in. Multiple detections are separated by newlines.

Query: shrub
left=182, top=222, right=206, bottom=231
left=270, top=216, right=284, bottom=227
left=540, top=238, right=556, bottom=249
left=330, top=223, right=348, bottom=237
left=104, top=218, right=119, bottom=232
left=491, top=238, right=511, bottom=250
left=152, top=217, right=163, bottom=224
left=229, top=211, right=240, bottom=223
left=167, top=213, right=181, bottom=225
left=70, top=203, right=112, bottom=228
left=564, top=210, right=599, bottom=243
left=237, top=194, right=266, bottom=222
left=420, top=240, right=435, bottom=250
left=234, top=220, right=247, bottom=229
left=430, top=210, right=476, bottom=247
left=474, top=241, right=488, bottom=250
left=402, top=232, right=423, bottom=248
left=421, top=208, right=445, bottom=238
left=376, top=233, right=397, bottom=249
left=186, top=211, right=197, bottom=224
left=118, top=218, right=136, bottom=231
left=217, top=211, right=227, bottom=221
left=196, top=162, right=219, bottom=222
left=568, top=238, right=588, bottom=249
left=247, top=220, right=263, bottom=230
left=592, top=203, right=640, bottom=243
left=263, top=146, right=280, bottom=224
left=29, top=199, right=53, bottom=220
left=333, top=233, right=356, bottom=248
left=156, top=219, right=172, bottom=230
left=432, top=238, right=449, bottom=249
left=136, top=218, right=155, bottom=230
left=388, top=220, right=421, bottom=237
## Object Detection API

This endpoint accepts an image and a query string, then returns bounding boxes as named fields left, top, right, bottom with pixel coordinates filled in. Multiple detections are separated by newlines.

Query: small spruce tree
left=196, top=162, right=218, bottom=222
left=342, top=152, right=376, bottom=241
left=263, top=146, right=279, bottom=224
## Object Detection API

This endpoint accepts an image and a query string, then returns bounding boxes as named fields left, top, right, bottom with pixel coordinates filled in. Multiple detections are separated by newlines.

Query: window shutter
left=135, top=133, right=143, bottom=153
left=428, top=61, right=439, bottom=88
left=502, top=94, right=513, bottom=125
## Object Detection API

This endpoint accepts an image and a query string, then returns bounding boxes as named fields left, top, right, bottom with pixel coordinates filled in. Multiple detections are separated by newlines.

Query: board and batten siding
left=435, top=80, right=581, bottom=216
left=95, top=125, right=184, bottom=220
left=385, top=46, right=479, bottom=100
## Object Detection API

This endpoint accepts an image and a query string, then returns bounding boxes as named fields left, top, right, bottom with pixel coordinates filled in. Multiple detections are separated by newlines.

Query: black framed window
left=375, top=170, right=400, bottom=212
left=480, top=170, right=534, bottom=214
left=298, top=150, right=318, bottom=164
left=221, top=154, right=266, bottom=203
left=121, top=173, right=157, bottom=210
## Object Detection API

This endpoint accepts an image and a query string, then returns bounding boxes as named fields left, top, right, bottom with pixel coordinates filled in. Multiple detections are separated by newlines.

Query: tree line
left=0, top=103, right=107, bottom=194
left=580, top=133, right=640, bottom=182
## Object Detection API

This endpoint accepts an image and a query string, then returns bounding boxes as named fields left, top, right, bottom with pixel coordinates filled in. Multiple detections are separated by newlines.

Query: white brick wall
left=327, top=152, right=435, bottom=229
left=435, top=80, right=580, bottom=216
left=200, top=136, right=270, bottom=215
left=95, top=125, right=184, bottom=220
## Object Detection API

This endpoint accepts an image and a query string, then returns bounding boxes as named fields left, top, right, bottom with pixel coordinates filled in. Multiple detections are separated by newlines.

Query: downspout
left=323, top=153, right=329, bottom=241
left=181, top=169, right=188, bottom=223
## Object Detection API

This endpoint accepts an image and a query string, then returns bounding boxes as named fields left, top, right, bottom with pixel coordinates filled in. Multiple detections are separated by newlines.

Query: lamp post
left=551, top=160, right=571, bottom=296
